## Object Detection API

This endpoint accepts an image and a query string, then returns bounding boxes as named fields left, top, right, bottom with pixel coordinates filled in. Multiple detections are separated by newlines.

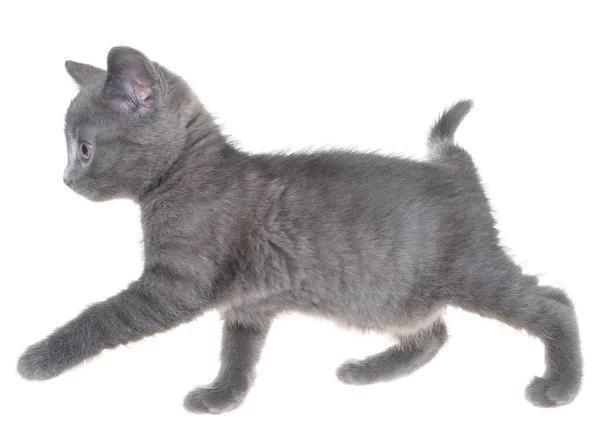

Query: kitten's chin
left=82, top=192, right=112, bottom=203
left=68, top=185, right=119, bottom=203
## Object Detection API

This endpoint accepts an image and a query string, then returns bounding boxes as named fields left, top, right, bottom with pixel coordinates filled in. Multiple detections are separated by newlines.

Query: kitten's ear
left=65, top=61, right=105, bottom=87
left=103, top=46, right=157, bottom=113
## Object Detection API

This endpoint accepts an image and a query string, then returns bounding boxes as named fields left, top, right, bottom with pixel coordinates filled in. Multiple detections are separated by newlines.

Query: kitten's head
left=63, top=47, right=196, bottom=201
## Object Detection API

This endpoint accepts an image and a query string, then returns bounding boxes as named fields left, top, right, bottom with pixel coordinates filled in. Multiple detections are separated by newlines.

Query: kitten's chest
left=139, top=194, right=232, bottom=272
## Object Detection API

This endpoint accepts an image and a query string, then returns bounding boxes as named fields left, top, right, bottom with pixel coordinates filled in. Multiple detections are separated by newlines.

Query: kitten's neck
left=138, top=104, right=240, bottom=202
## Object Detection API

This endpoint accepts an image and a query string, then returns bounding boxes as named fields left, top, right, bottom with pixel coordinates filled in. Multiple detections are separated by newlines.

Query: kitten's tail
left=427, top=99, right=474, bottom=169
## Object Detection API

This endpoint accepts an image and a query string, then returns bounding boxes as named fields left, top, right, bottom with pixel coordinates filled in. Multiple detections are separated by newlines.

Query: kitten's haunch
left=17, top=47, right=582, bottom=413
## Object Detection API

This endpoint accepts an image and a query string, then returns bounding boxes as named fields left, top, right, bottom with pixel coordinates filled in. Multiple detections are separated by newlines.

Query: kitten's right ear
left=65, top=60, right=105, bottom=87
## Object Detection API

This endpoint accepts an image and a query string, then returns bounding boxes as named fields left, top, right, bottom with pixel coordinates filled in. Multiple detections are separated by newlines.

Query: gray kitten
left=17, top=46, right=582, bottom=413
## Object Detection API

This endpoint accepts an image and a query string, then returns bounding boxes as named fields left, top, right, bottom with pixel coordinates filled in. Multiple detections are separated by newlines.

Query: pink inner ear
left=132, top=80, right=153, bottom=108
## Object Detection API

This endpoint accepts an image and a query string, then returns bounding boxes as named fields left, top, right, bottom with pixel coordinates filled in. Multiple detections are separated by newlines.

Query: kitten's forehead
left=65, top=89, right=120, bottom=137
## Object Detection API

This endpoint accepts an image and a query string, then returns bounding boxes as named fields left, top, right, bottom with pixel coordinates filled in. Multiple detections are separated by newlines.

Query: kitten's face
left=63, top=47, right=188, bottom=201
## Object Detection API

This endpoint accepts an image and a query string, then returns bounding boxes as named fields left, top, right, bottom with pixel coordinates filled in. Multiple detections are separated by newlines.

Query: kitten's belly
left=296, top=286, right=441, bottom=332
left=224, top=279, right=442, bottom=334
left=221, top=241, right=444, bottom=331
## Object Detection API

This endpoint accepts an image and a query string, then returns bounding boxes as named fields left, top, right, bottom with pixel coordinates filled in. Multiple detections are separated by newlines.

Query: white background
left=1, top=1, right=598, bottom=427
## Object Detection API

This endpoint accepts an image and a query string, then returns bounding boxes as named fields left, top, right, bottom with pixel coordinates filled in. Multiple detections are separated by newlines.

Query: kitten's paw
left=336, top=359, right=375, bottom=385
left=184, top=384, right=247, bottom=414
left=525, top=376, right=579, bottom=407
left=17, top=340, right=63, bottom=381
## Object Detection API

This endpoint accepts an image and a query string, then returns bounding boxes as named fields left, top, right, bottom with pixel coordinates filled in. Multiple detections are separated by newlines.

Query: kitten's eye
left=78, top=141, right=92, bottom=162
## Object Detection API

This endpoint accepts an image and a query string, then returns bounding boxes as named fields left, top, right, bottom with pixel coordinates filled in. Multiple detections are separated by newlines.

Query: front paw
left=17, top=339, right=68, bottom=381
left=184, top=383, right=248, bottom=414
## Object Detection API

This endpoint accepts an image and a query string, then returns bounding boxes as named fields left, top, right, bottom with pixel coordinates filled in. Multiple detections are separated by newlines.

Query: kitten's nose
left=63, top=168, right=74, bottom=186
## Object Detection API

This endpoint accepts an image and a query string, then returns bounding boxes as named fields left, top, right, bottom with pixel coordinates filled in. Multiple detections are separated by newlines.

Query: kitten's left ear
left=103, top=46, right=157, bottom=113
left=65, top=61, right=105, bottom=87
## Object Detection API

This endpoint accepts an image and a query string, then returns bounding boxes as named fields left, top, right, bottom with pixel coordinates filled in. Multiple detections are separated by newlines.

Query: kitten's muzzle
left=63, top=166, right=76, bottom=187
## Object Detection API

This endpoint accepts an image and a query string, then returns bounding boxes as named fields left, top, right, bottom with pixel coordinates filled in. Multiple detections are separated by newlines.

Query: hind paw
left=525, top=376, right=579, bottom=407
left=336, top=359, right=380, bottom=385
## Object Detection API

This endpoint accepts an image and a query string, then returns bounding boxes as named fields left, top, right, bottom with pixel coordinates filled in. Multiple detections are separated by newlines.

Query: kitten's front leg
left=185, top=315, right=272, bottom=414
left=17, top=269, right=208, bottom=381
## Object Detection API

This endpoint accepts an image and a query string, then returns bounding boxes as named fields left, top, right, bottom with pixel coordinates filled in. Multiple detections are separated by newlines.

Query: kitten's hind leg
left=336, top=319, right=447, bottom=385
left=453, top=273, right=583, bottom=407
left=184, top=314, right=272, bottom=414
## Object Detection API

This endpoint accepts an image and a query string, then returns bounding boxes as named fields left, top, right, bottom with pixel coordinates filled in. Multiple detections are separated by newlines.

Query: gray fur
left=17, top=47, right=582, bottom=412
